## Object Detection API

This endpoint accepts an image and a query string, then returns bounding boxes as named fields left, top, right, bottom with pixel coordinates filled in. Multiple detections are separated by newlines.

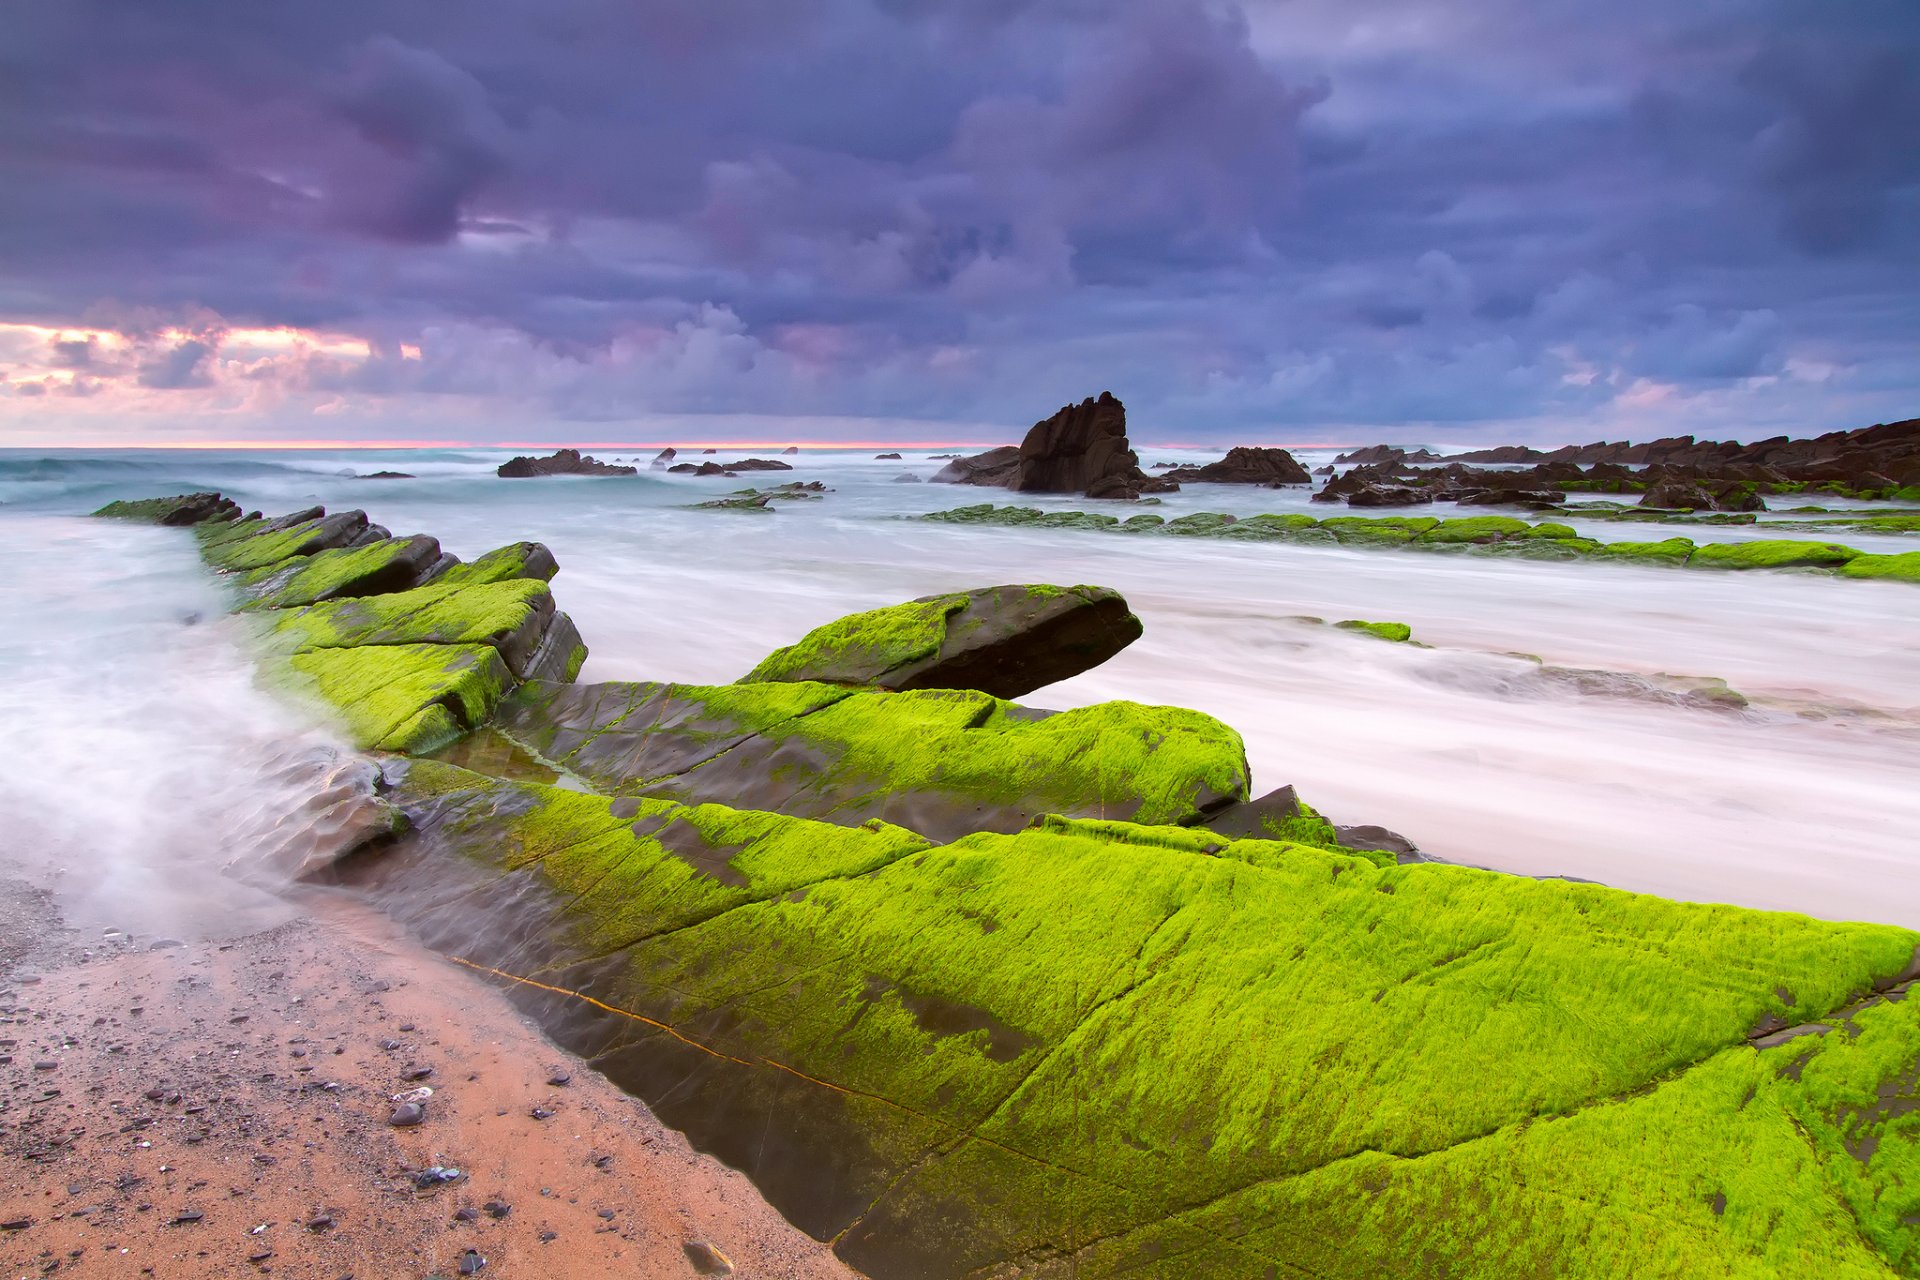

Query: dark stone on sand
left=547, top=1071, right=571, bottom=1086
left=683, top=1241, right=735, bottom=1275
left=496, top=449, right=637, bottom=478
left=1346, top=485, right=1434, bottom=507
left=389, top=1101, right=427, bottom=1127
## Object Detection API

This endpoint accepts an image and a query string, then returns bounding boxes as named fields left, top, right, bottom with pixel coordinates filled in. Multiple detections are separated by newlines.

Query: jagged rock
left=740, top=584, right=1142, bottom=699
left=694, top=492, right=776, bottom=512
left=875, top=452, right=903, bottom=460
left=727, top=459, right=795, bottom=472
left=1457, top=489, right=1564, bottom=507
left=1641, top=482, right=1721, bottom=511
left=669, top=462, right=736, bottom=476
left=234, top=534, right=446, bottom=609
left=359, top=470, right=414, bottom=480
left=932, top=393, right=1172, bottom=500
left=1161, top=446, right=1312, bottom=486
left=781, top=446, right=800, bottom=456
left=433, top=542, right=560, bottom=586
left=1346, top=485, right=1435, bottom=507
left=497, top=449, right=637, bottom=478
left=651, top=448, right=678, bottom=469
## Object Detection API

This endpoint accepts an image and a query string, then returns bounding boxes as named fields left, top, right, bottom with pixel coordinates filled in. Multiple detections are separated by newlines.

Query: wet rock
left=930, top=445, right=1022, bottom=487
left=496, top=449, right=636, bottom=478
left=93, top=492, right=243, bottom=526
left=875, top=452, right=903, bottom=460
left=1161, top=446, right=1312, bottom=486
left=892, top=472, right=923, bottom=483
left=359, top=470, right=414, bottom=480
left=682, top=1240, right=734, bottom=1275
left=933, top=393, right=1172, bottom=499
left=650, top=448, right=678, bottom=469
left=741, top=583, right=1143, bottom=700
left=724, top=458, right=794, bottom=472
left=223, top=745, right=405, bottom=884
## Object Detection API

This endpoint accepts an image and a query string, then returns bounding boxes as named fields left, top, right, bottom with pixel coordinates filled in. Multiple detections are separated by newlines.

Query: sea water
left=2, top=445, right=1915, bottom=926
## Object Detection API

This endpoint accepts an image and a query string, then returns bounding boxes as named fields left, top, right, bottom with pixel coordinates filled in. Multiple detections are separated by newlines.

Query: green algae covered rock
left=1687, top=539, right=1861, bottom=572
left=1594, top=536, right=1697, bottom=564
left=362, top=760, right=1920, bottom=1280
left=289, top=643, right=513, bottom=753
left=196, top=508, right=372, bottom=571
left=432, top=541, right=560, bottom=586
left=1334, top=618, right=1412, bottom=642
left=1414, top=515, right=1536, bottom=545
left=1840, top=551, right=1920, bottom=584
left=234, top=534, right=444, bottom=609
left=498, top=678, right=1249, bottom=841
left=92, top=492, right=240, bottom=526
left=260, top=579, right=562, bottom=677
left=741, top=584, right=1142, bottom=700
left=1319, top=514, right=1439, bottom=545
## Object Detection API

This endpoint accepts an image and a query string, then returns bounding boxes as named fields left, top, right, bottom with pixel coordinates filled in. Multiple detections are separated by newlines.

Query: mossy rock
left=1319, top=515, right=1439, bottom=545
left=1839, top=551, right=1920, bottom=584
left=1687, top=540, right=1861, bottom=572
left=1161, top=513, right=1241, bottom=536
left=432, top=542, right=560, bottom=586
left=260, top=579, right=561, bottom=678
left=92, top=492, right=240, bottom=526
left=740, top=584, right=1142, bottom=700
left=1594, top=537, right=1697, bottom=565
left=498, top=679, right=1249, bottom=842
left=1334, top=619, right=1413, bottom=643
left=366, top=760, right=1920, bottom=1279
left=1414, top=516, right=1535, bottom=545
left=234, top=535, right=444, bottom=609
left=197, top=509, right=372, bottom=571
left=288, top=643, right=514, bottom=753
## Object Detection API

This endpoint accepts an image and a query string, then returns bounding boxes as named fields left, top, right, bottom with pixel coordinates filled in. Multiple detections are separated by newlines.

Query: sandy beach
left=0, top=880, right=859, bottom=1280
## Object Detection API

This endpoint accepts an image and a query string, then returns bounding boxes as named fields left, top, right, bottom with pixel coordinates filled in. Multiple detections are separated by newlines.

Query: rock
left=892, top=473, right=922, bottom=484
left=668, top=462, right=736, bottom=477
left=875, top=452, right=903, bottom=460
left=233, top=534, right=446, bottom=609
left=741, top=584, right=1143, bottom=699
left=1313, top=465, right=1335, bottom=476
left=546, top=1071, right=571, bottom=1086
left=222, top=744, right=407, bottom=883
left=683, top=1241, right=734, bottom=1275
left=693, top=493, right=775, bottom=512
left=932, top=393, right=1171, bottom=499
left=781, top=446, right=800, bottom=455
left=1456, top=489, right=1563, bottom=507
left=94, top=492, right=242, bottom=526
left=458, top=1247, right=486, bottom=1275
left=1346, top=485, right=1434, bottom=507
left=931, top=446, right=1023, bottom=487
left=1641, top=481, right=1718, bottom=511
left=359, top=471, right=415, bottom=480
left=433, top=542, right=560, bottom=587
left=1333, top=824, right=1424, bottom=861
left=497, top=450, right=637, bottom=478
left=726, top=458, right=794, bottom=472
left=651, top=448, right=678, bottom=469
left=1161, top=446, right=1312, bottom=486
left=389, top=1101, right=426, bottom=1126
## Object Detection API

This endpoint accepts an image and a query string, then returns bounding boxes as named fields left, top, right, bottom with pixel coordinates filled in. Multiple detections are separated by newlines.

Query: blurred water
left=2, top=445, right=1917, bottom=925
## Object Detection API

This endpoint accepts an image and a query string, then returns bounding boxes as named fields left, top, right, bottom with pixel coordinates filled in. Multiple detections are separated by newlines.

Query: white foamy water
left=4, top=446, right=1917, bottom=926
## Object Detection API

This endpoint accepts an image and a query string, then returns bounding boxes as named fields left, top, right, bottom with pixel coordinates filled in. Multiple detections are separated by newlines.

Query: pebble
left=169, top=1210, right=203, bottom=1226
left=307, top=1213, right=335, bottom=1231
left=482, top=1201, right=510, bottom=1220
left=545, top=1070, right=571, bottom=1087
left=1, top=1217, right=32, bottom=1231
left=400, top=1065, right=434, bottom=1082
left=528, top=1107, right=554, bottom=1121
left=378, top=1039, right=402, bottom=1051
left=457, top=1249, right=486, bottom=1275
left=452, top=1208, right=478, bottom=1223
left=33, top=1060, right=57, bottom=1071
left=388, top=1102, right=426, bottom=1127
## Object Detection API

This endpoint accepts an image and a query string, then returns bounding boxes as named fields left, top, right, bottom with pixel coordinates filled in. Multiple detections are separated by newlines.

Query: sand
left=0, top=885, right=860, bottom=1280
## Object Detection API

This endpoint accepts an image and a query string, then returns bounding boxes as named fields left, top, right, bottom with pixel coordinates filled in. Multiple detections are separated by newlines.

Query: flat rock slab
left=498, top=678, right=1248, bottom=843
left=741, top=584, right=1142, bottom=700
left=358, top=761, right=1920, bottom=1280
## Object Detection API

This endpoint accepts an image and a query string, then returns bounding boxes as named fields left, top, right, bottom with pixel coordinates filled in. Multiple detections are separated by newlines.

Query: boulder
left=669, top=462, right=736, bottom=476
left=1346, top=485, right=1435, bottom=507
left=223, top=744, right=406, bottom=884
left=728, top=458, right=795, bottom=472
left=740, top=584, right=1142, bottom=699
left=1161, top=446, right=1312, bottom=486
left=497, top=449, right=637, bottom=478
left=651, top=447, right=678, bottom=469
left=875, top=452, right=903, bottom=460
left=1641, top=481, right=1720, bottom=511
left=781, top=445, right=800, bottom=455
left=359, top=470, right=414, bottom=480
left=931, top=446, right=1023, bottom=487
left=931, top=393, right=1170, bottom=500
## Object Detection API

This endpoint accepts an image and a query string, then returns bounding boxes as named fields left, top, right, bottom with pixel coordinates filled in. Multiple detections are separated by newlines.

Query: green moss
left=1334, top=619, right=1413, bottom=643
left=1119, top=513, right=1166, bottom=531
left=233, top=535, right=438, bottom=609
left=260, top=579, right=551, bottom=653
left=1839, top=551, right=1920, bottom=583
left=1414, top=516, right=1535, bottom=545
left=1319, top=515, right=1439, bottom=545
left=197, top=516, right=337, bottom=571
left=92, top=494, right=237, bottom=524
left=288, top=642, right=513, bottom=752
left=385, top=766, right=1920, bottom=1277
left=432, top=542, right=559, bottom=586
left=1595, top=537, right=1697, bottom=564
left=1516, top=521, right=1580, bottom=539
left=1162, top=513, right=1242, bottom=536
left=742, top=594, right=968, bottom=686
left=1687, top=540, right=1861, bottom=572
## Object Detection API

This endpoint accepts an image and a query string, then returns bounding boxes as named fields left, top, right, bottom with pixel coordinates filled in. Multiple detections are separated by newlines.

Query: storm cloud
left=0, top=0, right=1914, bottom=443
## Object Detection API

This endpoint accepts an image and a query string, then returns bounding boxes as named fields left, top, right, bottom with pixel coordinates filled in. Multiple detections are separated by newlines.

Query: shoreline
left=0, top=877, right=859, bottom=1280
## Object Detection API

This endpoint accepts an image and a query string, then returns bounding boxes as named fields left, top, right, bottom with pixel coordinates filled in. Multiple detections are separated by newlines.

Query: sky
left=0, top=0, right=1916, bottom=448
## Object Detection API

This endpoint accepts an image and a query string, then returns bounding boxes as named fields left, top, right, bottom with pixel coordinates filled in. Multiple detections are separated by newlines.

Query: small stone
left=248, top=1250, right=273, bottom=1264
left=452, top=1208, right=478, bottom=1223
left=33, top=1061, right=57, bottom=1072
left=398, top=1023, right=416, bottom=1033
left=545, top=1071, right=570, bottom=1087
left=528, top=1107, right=554, bottom=1121
left=169, top=1210, right=203, bottom=1226
left=682, top=1240, right=734, bottom=1276
left=457, top=1249, right=485, bottom=1275
left=307, top=1214, right=335, bottom=1231
left=482, top=1201, right=509, bottom=1220
left=596, top=1209, right=615, bottom=1221
left=1, top=1218, right=32, bottom=1231
left=388, top=1102, right=426, bottom=1127
left=378, top=1039, right=401, bottom=1052
left=400, top=1066, right=433, bottom=1082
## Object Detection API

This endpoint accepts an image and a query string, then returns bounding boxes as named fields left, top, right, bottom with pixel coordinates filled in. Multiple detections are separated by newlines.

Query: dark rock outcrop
left=1162, top=446, right=1312, bottom=487
left=875, top=452, right=903, bottom=460
left=727, top=458, right=794, bottom=472
left=651, top=448, right=678, bottom=468
left=931, top=393, right=1172, bottom=500
left=740, top=583, right=1143, bottom=700
left=95, top=492, right=242, bottom=526
left=497, top=449, right=637, bottom=478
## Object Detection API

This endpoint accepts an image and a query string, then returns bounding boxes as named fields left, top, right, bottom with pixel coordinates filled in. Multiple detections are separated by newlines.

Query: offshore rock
left=496, top=449, right=637, bottom=478
left=931, top=393, right=1172, bottom=500
left=740, top=584, right=1142, bottom=699
left=94, top=492, right=241, bottom=526
left=1162, top=446, right=1313, bottom=486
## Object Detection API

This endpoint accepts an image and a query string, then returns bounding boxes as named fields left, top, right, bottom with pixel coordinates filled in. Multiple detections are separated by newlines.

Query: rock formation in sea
left=496, top=448, right=638, bottom=478
left=931, top=392, right=1176, bottom=499
left=1159, top=445, right=1313, bottom=486
left=85, top=489, right=1920, bottom=1278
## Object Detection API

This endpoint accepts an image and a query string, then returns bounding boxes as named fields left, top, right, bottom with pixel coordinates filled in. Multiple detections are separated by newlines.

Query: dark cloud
left=0, top=0, right=1914, bottom=441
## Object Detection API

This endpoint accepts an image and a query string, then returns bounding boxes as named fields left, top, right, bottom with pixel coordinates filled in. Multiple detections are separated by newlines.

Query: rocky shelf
left=92, top=490, right=1920, bottom=1279
left=918, top=504, right=1920, bottom=584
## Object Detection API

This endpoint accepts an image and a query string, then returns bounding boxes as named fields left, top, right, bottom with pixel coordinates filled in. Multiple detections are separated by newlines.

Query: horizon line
left=3, top=437, right=1376, bottom=452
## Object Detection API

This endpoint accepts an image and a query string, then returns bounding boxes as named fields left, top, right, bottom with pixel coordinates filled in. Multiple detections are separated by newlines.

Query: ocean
left=2, top=444, right=1917, bottom=927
